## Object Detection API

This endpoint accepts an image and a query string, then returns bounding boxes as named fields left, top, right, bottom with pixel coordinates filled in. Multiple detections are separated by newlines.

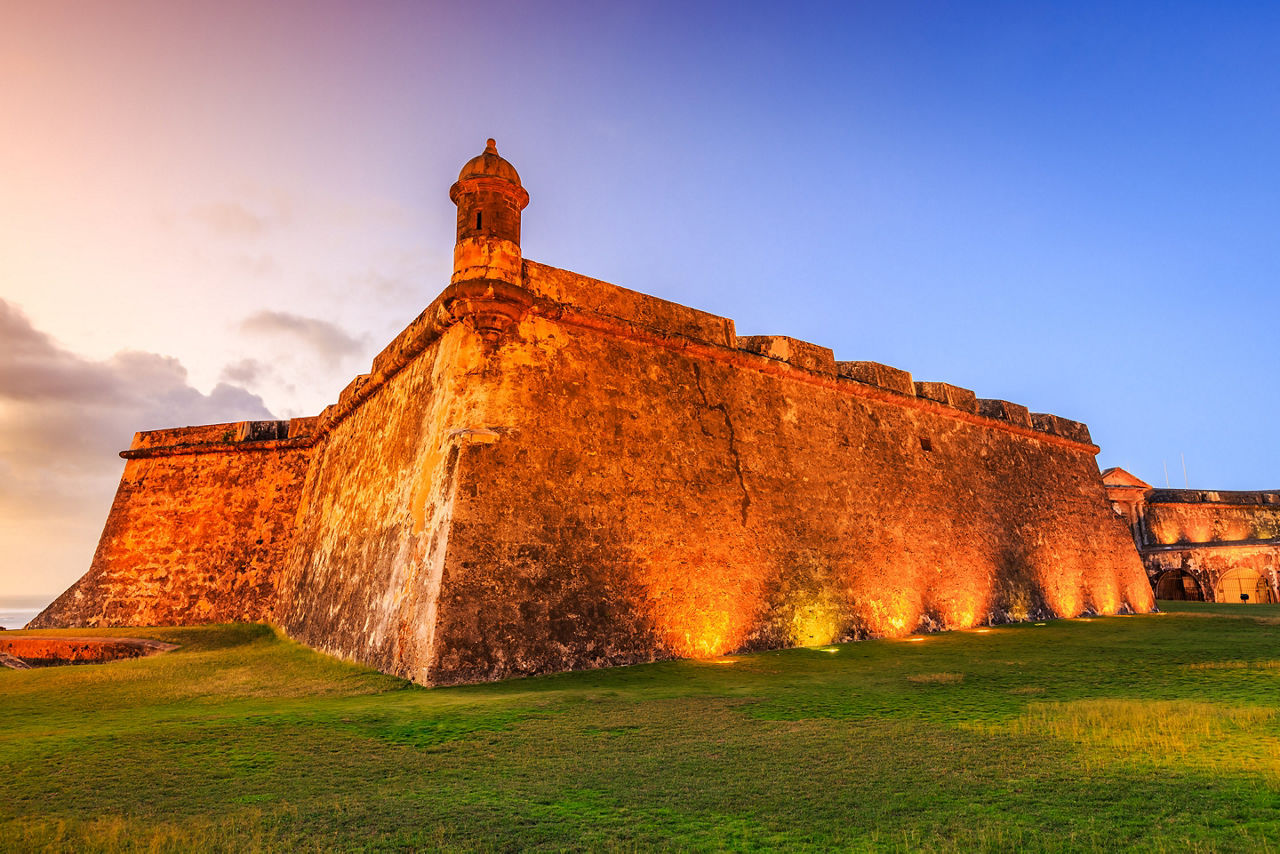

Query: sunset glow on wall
left=644, top=544, right=764, bottom=659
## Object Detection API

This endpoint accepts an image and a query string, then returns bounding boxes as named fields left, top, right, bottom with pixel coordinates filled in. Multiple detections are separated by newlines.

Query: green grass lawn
left=3, top=602, right=1279, bottom=852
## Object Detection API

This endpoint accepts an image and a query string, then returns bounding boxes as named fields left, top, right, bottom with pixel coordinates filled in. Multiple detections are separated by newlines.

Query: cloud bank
left=241, top=309, right=365, bottom=367
left=0, top=299, right=272, bottom=598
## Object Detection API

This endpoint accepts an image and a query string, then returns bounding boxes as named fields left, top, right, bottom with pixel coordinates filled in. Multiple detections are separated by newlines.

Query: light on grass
left=906, top=637, right=925, bottom=643
left=988, top=698, right=1279, bottom=775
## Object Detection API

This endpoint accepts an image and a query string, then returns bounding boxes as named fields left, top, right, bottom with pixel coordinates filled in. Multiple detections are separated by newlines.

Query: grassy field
left=2, top=602, right=1279, bottom=852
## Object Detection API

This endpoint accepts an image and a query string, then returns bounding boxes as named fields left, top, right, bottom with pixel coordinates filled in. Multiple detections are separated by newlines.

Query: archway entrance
left=1154, top=570, right=1204, bottom=601
left=1214, top=568, right=1276, bottom=604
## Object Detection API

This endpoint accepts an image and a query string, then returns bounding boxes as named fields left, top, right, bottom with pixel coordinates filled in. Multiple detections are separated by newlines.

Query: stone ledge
left=1140, top=536, right=1280, bottom=552
left=1146, top=489, right=1280, bottom=507
left=117, top=263, right=1103, bottom=462
left=127, top=418, right=319, bottom=456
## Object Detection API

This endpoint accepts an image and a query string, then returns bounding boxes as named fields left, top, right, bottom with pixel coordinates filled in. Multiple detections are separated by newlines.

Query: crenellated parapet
left=1145, top=488, right=1280, bottom=506
left=977, top=399, right=1033, bottom=429
left=837, top=361, right=915, bottom=396
left=296, top=274, right=1099, bottom=456
left=724, top=333, right=1092, bottom=447
left=737, top=336, right=837, bottom=375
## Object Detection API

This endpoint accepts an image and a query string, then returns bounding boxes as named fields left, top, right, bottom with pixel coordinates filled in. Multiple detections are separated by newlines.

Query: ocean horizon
left=0, top=596, right=54, bottom=630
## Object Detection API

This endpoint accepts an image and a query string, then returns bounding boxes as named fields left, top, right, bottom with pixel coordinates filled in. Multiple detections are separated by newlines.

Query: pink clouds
left=0, top=299, right=272, bottom=596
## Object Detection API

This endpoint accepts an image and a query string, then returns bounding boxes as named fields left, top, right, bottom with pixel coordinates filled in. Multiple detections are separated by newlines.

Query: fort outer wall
left=1129, top=488, right=1280, bottom=602
left=270, top=301, right=499, bottom=680
left=29, top=420, right=315, bottom=629
left=1144, top=490, right=1280, bottom=545
left=273, top=259, right=1154, bottom=687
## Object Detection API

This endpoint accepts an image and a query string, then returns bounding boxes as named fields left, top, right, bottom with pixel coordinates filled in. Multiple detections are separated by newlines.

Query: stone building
left=31, top=141, right=1153, bottom=685
left=1102, top=467, right=1280, bottom=603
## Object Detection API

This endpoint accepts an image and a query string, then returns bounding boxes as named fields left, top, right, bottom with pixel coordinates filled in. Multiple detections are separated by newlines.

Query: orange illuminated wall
left=31, top=420, right=314, bottom=629
left=398, top=260, right=1152, bottom=685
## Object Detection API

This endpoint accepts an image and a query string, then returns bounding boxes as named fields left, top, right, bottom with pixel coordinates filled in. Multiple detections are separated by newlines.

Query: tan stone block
left=1032, top=413, right=1064, bottom=436
left=449, top=427, right=501, bottom=445
left=837, top=361, right=915, bottom=395
left=915, top=381, right=978, bottom=413
left=978, top=399, right=1033, bottom=428
left=337, top=374, right=372, bottom=412
left=1056, top=418, right=1092, bottom=445
left=736, top=335, right=836, bottom=375
left=523, top=261, right=738, bottom=348
left=288, top=416, right=319, bottom=440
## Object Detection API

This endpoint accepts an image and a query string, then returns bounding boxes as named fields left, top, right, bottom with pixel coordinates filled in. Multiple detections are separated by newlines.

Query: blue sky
left=2, top=0, right=1278, bottom=596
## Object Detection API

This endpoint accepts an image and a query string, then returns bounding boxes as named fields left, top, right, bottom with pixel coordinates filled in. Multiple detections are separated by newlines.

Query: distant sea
left=0, top=596, right=53, bottom=630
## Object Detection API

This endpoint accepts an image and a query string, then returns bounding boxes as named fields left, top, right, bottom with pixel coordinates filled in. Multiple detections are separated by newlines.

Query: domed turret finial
left=448, top=138, right=530, bottom=289
left=444, top=140, right=534, bottom=340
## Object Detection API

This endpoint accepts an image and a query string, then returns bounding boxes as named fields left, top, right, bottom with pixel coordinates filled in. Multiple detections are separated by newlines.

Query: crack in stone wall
left=693, top=362, right=752, bottom=526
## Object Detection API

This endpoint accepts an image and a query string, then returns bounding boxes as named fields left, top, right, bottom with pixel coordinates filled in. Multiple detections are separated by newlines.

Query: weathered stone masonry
left=32, top=140, right=1154, bottom=685
left=33, top=420, right=315, bottom=629
left=1103, top=467, right=1280, bottom=603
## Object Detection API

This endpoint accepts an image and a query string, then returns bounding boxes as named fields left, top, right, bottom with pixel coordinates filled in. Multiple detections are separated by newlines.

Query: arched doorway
left=1214, top=569, right=1276, bottom=604
left=1155, top=570, right=1204, bottom=601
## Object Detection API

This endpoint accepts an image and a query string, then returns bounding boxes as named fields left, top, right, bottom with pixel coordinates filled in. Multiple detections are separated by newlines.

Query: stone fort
left=1103, top=468, right=1280, bottom=604
left=33, top=140, right=1155, bottom=686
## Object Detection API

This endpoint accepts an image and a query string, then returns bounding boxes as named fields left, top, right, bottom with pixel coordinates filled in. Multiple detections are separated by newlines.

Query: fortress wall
left=1134, top=490, right=1280, bottom=602
left=29, top=423, right=312, bottom=629
left=415, top=264, right=1153, bottom=685
left=272, top=320, right=498, bottom=683
left=1144, top=544, right=1280, bottom=603
left=1145, top=545, right=1279, bottom=582
left=1144, top=499, right=1280, bottom=546
left=30, top=253, right=1150, bottom=680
